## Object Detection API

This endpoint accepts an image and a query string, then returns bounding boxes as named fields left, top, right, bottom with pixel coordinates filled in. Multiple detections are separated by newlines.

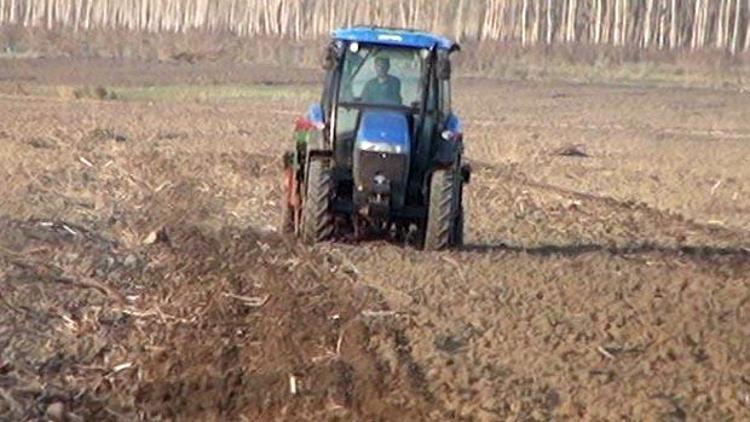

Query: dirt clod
left=555, top=144, right=589, bottom=157
left=28, top=137, right=57, bottom=149
left=46, top=402, right=66, bottom=422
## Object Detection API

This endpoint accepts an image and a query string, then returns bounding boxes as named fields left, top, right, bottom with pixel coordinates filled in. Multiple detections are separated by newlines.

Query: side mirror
left=437, top=57, right=451, bottom=80
left=321, top=45, right=336, bottom=70
left=321, top=41, right=346, bottom=70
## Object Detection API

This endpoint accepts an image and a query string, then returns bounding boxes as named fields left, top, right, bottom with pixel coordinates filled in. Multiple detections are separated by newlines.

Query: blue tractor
left=281, top=27, right=470, bottom=250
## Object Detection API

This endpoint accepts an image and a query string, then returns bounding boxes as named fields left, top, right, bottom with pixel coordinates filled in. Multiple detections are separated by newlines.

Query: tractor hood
left=355, top=110, right=411, bottom=155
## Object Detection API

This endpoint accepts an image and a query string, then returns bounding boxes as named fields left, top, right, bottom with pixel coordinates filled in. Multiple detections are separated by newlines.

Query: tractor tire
left=424, top=168, right=461, bottom=250
left=301, top=159, right=335, bottom=244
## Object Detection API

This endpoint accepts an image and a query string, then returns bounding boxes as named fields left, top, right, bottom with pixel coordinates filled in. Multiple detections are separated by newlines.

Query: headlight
left=441, top=130, right=456, bottom=141
left=358, top=140, right=405, bottom=154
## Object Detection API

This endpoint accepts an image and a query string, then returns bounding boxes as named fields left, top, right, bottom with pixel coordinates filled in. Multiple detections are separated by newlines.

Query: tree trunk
left=723, top=0, right=733, bottom=50
left=431, top=0, right=440, bottom=33
left=623, top=0, right=629, bottom=46
left=644, top=0, right=653, bottom=48
left=533, top=0, right=541, bottom=44
left=521, top=0, right=529, bottom=46
left=594, top=0, right=602, bottom=44
left=454, top=0, right=465, bottom=42
left=614, top=0, right=621, bottom=45
left=717, top=0, right=726, bottom=49
left=703, top=0, right=709, bottom=49
left=729, top=0, right=738, bottom=53
left=657, top=0, right=666, bottom=49
left=2, top=0, right=745, bottom=53
left=568, top=0, right=577, bottom=43
left=691, top=0, right=701, bottom=50
left=546, top=0, right=553, bottom=44
left=669, top=0, right=677, bottom=50
left=9, top=0, right=16, bottom=24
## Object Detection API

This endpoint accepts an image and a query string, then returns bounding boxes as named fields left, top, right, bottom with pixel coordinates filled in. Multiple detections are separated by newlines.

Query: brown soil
left=1, top=58, right=749, bottom=421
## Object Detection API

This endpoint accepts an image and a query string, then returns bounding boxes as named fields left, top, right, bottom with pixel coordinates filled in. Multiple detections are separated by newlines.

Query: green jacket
left=362, top=76, right=402, bottom=105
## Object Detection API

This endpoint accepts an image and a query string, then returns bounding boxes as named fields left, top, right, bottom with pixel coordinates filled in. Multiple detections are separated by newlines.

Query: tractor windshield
left=338, top=44, right=426, bottom=108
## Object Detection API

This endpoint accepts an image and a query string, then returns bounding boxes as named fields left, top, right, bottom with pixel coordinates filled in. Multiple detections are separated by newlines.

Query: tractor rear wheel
left=423, top=168, right=461, bottom=250
left=301, top=159, right=334, bottom=244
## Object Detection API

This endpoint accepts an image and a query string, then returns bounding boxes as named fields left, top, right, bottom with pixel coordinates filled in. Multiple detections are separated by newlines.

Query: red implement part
left=282, top=166, right=302, bottom=233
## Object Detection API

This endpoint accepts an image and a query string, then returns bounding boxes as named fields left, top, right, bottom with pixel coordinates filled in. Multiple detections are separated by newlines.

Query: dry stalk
left=310, top=315, right=362, bottom=364
left=9, top=257, right=125, bottom=303
left=361, top=310, right=399, bottom=318
left=335, top=332, right=344, bottom=356
left=304, top=261, right=322, bottom=278
left=111, top=362, right=134, bottom=373
left=289, top=374, right=298, bottom=395
left=596, top=345, right=616, bottom=360
left=710, top=180, right=722, bottom=195
left=55, top=274, right=125, bottom=303
left=311, top=351, right=338, bottom=364
left=0, top=387, right=22, bottom=416
left=78, top=156, right=94, bottom=167
left=117, top=307, right=188, bottom=324
left=222, top=292, right=269, bottom=307
left=440, top=255, right=467, bottom=284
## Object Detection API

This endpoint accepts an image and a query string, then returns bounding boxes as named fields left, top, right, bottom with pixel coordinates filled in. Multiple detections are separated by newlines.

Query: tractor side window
left=321, top=69, right=336, bottom=120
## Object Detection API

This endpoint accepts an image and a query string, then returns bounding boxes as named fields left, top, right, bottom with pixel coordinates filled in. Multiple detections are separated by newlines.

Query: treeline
left=1, top=0, right=749, bottom=54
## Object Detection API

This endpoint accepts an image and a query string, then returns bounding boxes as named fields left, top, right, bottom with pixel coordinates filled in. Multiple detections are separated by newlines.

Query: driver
left=361, top=56, right=402, bottom=105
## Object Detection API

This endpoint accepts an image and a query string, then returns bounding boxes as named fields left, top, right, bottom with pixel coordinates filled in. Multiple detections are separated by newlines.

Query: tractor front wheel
left=301, top=159, right=335, bottom=244
left=423, top=168, right=461, bottom=250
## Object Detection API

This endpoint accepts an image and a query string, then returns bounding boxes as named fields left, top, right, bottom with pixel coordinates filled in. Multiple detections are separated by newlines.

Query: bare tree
left=546, top=0, right=553, bottom=44
left=454, top=0, right=465, bottom=42
left=643, top=0, right=654, bottom=48
left=1, top=0, right=749, bottom=55
left=521, top=0, right=528, bottom=46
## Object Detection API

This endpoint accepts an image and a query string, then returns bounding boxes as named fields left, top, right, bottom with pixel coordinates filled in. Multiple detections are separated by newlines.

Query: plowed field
left=1, top=58, right=749, bottom=421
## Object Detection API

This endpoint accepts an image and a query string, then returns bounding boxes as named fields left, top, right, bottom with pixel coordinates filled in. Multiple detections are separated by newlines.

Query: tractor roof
left=332, top=26, right=459, bottom=52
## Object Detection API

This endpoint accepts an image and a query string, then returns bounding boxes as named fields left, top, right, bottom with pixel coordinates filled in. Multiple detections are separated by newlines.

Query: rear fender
left=302, top=147, right=333, bottom=199
left=295, top=103, right=327, bottom=150
left=433, top=138, right=460, bottom=166
left=434, top=113, right=464, bottom=165
left=307, top=103, right=325, bottom=128
left=295, top=116, right=331, bottom=161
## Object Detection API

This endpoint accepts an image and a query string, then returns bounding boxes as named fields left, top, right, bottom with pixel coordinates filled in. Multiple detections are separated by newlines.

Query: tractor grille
left=353, top=150, right=409, bottom=209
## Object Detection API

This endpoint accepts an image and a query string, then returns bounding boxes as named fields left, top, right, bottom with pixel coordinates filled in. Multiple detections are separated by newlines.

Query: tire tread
left=424, top=168, right=459, bottom=250
left=301, top=160, right=334, bottom=243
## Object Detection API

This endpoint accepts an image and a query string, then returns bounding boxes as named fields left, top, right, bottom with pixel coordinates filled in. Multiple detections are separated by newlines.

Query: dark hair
left=374, top=56, right=390, bottom=66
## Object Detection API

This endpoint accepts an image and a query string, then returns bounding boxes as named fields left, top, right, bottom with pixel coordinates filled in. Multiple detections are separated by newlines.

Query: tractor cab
left=282, top=27, right=470, bottom=250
